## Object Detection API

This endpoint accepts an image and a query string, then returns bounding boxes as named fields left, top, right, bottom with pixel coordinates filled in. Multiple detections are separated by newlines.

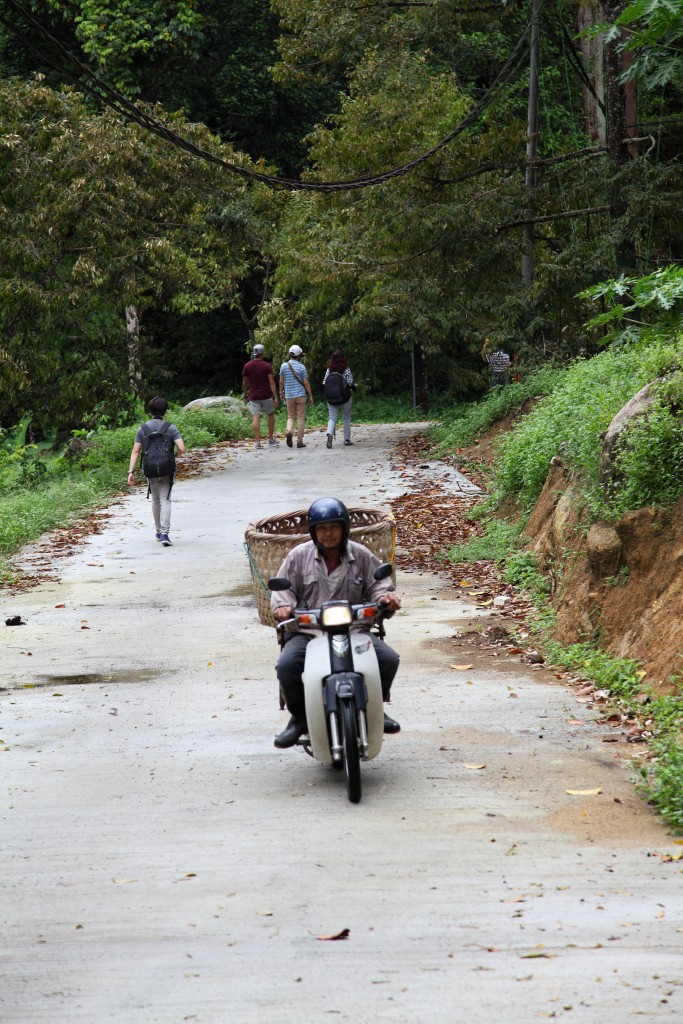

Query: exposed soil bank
left=524, top=458, right=683, bottom=694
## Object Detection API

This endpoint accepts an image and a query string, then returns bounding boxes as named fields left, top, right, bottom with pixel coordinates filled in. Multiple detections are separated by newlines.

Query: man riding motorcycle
left=271, top=497, right=402, bottom=749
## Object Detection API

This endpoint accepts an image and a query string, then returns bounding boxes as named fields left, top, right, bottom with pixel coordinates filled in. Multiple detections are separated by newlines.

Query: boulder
left=599, top=380, right=661, bottom=485
left=182, top=396, right=250, bottom=420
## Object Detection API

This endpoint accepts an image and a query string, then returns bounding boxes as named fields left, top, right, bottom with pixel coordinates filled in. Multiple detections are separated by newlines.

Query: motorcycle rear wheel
left=340, top=699, right=362, bottom=803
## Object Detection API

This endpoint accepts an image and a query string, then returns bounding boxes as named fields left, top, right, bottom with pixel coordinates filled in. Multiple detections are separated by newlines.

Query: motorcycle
left=269, top=564, right=393, bottom=803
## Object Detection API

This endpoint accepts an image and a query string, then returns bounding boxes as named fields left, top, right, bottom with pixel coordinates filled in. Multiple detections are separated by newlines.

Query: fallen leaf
left=316, top=928, right=350, bottom=941
left=520, top=952, right=556, bottom=960
left=55, top=603, right=66, bottom=609
left=112, top=878, right=137, bottom=884
left=565, top=787, right=602, bottom=796
left=207, top=661, right=213, bottom=667
left=459, top=581, right=472, bottom=587
left=450, top=664, right=473, bottom=670
left=464, top=762, right=487, bottom=770
left=477, top=599, right=493, bottom=607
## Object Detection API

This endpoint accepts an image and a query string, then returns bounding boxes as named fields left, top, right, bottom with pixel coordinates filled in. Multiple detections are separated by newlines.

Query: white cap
left=288, top=344, right=303, bottom=357
left=252, top=344, right=265, bottom=356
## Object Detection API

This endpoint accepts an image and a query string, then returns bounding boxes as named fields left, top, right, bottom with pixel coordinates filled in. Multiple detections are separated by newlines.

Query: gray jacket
left=270, top=539, right=394, bottom=614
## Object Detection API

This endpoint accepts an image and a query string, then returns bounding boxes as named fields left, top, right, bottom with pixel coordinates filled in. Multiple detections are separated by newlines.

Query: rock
left=182, top=396, right=250, bottom=420
left=528, top=652, right=544, bottom=664
left=64, top=437, right=96, bottom=461
left=487, top=625, right=509, bottom=641
left=599, top=380, right=661, bottom=485
left=586, top=522, right=623, bottom=578
left=493, top=595, right=511, bottom=608
left=551, top=491, right=576, bottom=550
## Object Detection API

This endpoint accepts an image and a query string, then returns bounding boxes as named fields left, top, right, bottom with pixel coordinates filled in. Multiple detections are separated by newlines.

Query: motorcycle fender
left=302, top=635, right=333, bottom=764
left=350, top=634, right=383, bottom=760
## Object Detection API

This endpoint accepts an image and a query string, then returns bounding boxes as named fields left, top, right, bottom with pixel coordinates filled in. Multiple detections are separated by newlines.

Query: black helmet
left=307, top=497, right=351, bottom=543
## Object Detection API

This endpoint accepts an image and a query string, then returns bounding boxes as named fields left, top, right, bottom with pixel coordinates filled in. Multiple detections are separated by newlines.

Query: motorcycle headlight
left=320, top=604, right=353, bottom=628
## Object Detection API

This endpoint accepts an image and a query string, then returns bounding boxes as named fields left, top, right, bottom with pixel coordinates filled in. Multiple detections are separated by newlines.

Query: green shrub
left=431, top=366, right=562, bottom=451
left=171, top=406, right=250, bottom=443
left=493, top=349, right=654, bottom=511
left=608, top=399, right=683, bottom=515
left=643, top=735, right=683, bottom=834
left=448, top=518, right=520, bottom=563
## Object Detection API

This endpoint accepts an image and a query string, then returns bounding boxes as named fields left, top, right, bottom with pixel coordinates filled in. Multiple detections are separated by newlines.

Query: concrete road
left=2, top=424, right=681, bottom=1024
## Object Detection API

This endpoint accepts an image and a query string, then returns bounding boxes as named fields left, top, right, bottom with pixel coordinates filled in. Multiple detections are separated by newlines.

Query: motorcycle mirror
left=373, top=563, right=393, bottom=581
left=268, top=577, right=292, bottom=591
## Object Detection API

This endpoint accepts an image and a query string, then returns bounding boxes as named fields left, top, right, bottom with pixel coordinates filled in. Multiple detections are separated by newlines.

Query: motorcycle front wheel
left=340, top=698, right=362, bottom=803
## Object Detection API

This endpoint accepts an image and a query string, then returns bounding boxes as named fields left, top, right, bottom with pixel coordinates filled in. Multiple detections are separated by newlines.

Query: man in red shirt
left=242, top=344, right=280, bottom=448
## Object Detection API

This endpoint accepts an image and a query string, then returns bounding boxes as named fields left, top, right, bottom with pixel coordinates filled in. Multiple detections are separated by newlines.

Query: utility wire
left=0, top=0, right=533, bottom=193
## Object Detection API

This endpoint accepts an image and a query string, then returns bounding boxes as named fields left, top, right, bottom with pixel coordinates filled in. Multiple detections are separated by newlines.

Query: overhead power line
left=0, top=0, right=533, bottom=193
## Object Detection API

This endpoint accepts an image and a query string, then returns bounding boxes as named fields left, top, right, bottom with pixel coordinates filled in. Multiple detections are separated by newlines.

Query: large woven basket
left=244, top=506, right=396, bottom=627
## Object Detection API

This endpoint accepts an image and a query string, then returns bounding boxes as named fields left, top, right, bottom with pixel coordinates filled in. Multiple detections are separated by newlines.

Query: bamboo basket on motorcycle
left=244, top=506, right=396, bottom=627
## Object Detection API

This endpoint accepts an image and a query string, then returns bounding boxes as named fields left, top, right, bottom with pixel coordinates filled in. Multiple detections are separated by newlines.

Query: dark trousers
left=276, top=632, right=400, bottom=720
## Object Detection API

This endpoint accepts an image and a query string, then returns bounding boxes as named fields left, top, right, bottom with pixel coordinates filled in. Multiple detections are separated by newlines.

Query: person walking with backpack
left=323, top=349, right=355, bottom=448
left=278, top=344, right=313, bottom=448
left=128, top=396, right=186, bottom=546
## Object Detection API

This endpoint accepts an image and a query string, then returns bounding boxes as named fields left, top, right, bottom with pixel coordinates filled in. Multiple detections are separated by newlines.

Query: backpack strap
left=288, top=360, right=305, bottom=386
left=140, top=421, right=175, bottom=499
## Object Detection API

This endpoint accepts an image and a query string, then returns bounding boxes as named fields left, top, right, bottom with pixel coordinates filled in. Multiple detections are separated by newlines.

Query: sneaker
left=286, top=431, right=293, bottom=448
left=326, top=434, right=333, bottom=449
left=255, top=441, right=263, bottom=449
left=159, top=533, right=172, bottom=546
left=268, top=438, right=279, bottom=446
left=344, top=440, right=353, bottom=446
left=297, top=442, right=306, bottom=448
left=155, top=532, right=162, bottom=541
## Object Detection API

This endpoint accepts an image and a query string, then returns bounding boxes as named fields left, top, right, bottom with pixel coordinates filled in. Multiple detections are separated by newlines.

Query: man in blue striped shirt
left=278, top=345, right=314, bottom=448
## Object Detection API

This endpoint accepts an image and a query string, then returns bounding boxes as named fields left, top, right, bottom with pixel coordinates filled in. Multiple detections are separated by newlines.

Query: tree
left=0, top=76, right=276, bottom=431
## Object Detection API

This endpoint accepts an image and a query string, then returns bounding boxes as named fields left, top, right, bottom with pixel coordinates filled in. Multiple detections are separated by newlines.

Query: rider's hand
left=274, top=605, right=294, bottom=622
left=379, top=593, right=401, bottom=617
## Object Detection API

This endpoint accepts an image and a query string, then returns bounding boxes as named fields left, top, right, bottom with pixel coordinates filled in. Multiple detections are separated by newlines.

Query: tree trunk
left=125, top=305, right=142, bottom=397
left=578, top=1, right=606, bottom=144
left=603, top=0, right=637, bottom=269
left=414, top=342, right=429, bottom=414
left=522, top=0, right=542, bottom=290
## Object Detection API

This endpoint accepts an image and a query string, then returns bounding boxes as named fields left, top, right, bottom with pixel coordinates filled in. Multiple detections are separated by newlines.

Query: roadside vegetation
left=435, top=271, right=683, bottom=831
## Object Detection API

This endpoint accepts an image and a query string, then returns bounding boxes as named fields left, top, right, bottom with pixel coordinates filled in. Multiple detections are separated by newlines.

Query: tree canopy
left=0, top=0, right=680, bottom=427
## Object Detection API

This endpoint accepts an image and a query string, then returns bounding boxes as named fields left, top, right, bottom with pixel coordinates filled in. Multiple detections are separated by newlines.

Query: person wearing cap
left=271, top=496, right=401, bottom=748
left=278, top=344, right=314, bottom=448
left=242, top=344, right=279, bottom=448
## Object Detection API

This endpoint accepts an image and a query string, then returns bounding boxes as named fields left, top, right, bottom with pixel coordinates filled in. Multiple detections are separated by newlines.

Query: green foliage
left=492, top=349, right=655, bottom=511
left=0, top=77, right=273, bottom=432
left=431, top=367, right=562, bottom=450
left=447, top=517, right=520, bottom=564
left=610, top=0, right=683, bottom=92
left=609, top=399, right=683, bottom=514
left=580, top=266, right=683, bottom=348
left=644, top=735, right=683, bottom=834
left=504, top=551, right=550, bottom=601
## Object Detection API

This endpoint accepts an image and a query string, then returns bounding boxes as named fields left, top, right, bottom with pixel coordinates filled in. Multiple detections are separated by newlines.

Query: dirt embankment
left=523, top=458, right=683, bottom=694
left=446, top=399, right=682, bottom=696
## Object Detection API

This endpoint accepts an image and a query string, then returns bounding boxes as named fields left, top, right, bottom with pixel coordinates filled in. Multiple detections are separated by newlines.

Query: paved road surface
left=2, top=423, right=680, bottom=1023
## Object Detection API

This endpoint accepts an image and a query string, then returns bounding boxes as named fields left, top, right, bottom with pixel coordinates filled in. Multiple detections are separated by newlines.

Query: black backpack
left=323, top=371, right=352, bottom=406
left=140, top=421, right=176, bottom=495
